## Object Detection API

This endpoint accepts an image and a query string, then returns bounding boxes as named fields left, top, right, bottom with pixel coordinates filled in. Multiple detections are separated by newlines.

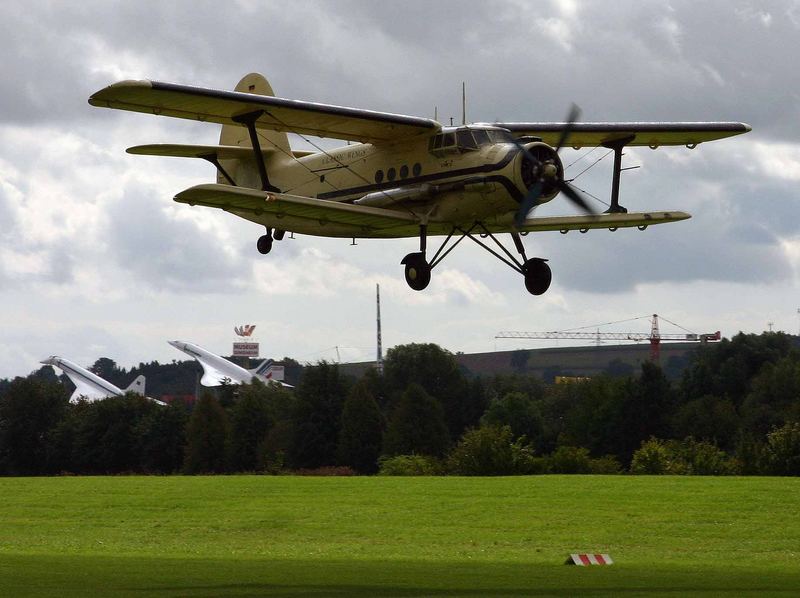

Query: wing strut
left=601, top=135, right=635, bottom=213
left=231, top=111, right=280, bottom=192
left=198, top=153, right=236, bottom=186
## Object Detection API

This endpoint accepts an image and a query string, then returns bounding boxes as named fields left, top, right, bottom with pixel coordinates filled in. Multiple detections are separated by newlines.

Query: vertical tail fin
left=124, top=375, right=146, bottom=396
left=219, top=73, right=292, bottom=161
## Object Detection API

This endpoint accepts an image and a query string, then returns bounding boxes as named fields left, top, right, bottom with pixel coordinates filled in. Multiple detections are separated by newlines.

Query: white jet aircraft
left=41, top=356, right=165, bottom=404
left=168, top=340, right=290, bottom=387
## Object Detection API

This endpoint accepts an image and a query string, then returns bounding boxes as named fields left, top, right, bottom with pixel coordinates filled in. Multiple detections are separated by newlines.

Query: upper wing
left=506, top=210, right=690, bottom=234
left=493, top=122, right=751, bottom=148
left=174, top=184, right=419, bottom=237
left=90, top=80, right=440, bottom=144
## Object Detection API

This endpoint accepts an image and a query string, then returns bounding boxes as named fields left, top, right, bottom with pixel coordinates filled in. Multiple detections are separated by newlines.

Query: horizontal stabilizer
left=128, top=144, right=276, bottom=160
left=175, top=183, right=417, bottom=236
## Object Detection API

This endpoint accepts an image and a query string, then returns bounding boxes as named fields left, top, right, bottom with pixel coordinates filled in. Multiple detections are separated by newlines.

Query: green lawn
left=0, top=476, right=798, bottom=596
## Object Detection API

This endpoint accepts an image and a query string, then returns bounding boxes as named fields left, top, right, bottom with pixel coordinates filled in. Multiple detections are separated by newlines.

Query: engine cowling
left=519, top=142, right=564, bottom=202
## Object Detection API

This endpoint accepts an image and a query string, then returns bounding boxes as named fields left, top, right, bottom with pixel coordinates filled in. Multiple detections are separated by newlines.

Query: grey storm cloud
left=3, top=0, right=796, bottom=138
left=1, top=0, right=799, bottom=378
left=107, top=183, right=246, bottom=292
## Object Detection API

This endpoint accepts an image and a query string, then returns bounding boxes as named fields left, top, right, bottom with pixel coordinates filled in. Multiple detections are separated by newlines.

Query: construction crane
left=495, top=314, right=720, bottom=362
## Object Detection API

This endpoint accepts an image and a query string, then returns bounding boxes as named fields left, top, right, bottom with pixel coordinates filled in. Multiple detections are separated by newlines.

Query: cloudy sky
left=1, top=0, right=799, bottom=378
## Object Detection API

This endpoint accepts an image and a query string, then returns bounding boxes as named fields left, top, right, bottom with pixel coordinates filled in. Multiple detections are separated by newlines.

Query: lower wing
left=174, top=183, right=689, bottom=238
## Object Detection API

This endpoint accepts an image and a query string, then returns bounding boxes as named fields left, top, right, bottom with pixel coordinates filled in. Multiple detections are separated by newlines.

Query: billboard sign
left=232, top=342, right=259, bottom=357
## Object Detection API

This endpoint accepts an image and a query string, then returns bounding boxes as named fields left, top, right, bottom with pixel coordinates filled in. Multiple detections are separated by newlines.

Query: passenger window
left=400, top=165, right=409, bottom=179
left=375, top=170, right=384, bottom=183
left=387, top=167, right=396, bottom=181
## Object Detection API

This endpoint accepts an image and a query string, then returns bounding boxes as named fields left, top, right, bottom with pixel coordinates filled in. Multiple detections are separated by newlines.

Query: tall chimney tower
left=376, top=284, right=384, bottom=375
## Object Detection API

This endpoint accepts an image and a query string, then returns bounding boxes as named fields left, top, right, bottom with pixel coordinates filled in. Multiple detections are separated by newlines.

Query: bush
left=630, top=438, right=673, bottom=474
left=762, top=421, right=800, bottom=475
left=630, top=437, right=736, bottom=475
left=446, top=425, right=538, bottom=476
left=588, top=455, right=623, bottom=474
left=685, top=438, right=737, bottom=475
left=293, top=466, right=356, bottom=476
left=378, top=454, right=442, bottom=476
left=546, top=446, right=592, bottom=474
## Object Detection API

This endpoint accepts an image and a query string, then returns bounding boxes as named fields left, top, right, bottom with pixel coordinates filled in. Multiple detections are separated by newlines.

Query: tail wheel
left=401, top=252, right=431, bottom=291
left=523, top=258, right=551, bottom=295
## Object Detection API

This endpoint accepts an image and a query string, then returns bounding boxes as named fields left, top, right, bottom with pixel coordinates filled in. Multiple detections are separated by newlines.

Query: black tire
left=257, top=234, right=273, bottom=255
left=401, top=252, right=431, bottom=291
left=523, top=258, right=552, bottom=295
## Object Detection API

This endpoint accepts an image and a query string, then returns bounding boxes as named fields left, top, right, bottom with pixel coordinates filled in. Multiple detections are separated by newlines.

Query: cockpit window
left=472, top=129, right=490, bottom=146
left=487, top=129, right=514, bottom=143
left=428, top=127, right=514, bottom=156
left=456, top=129, right=477, bottom=151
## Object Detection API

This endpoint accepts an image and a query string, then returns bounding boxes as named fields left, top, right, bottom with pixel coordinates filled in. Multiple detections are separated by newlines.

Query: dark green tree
left=481, top=391, right=544, bottom=446
left=229, top=381, right=275, bottom=471
left=337, top=380, right=384, bottom=473
left=136, top=401, right=188, bottom=473
left=70, top=394, right=159, bottom=473
left=446, top=425, right=537, bottom=475
left=183, top=392, right=229, bottom=473
left=673, top=395, right=739, bottom=449
left=383, top=343, right=471, bottom=439
left=551, top=375, right=628, bottom=457
left=89, top=357, right=125, bottom=388
left=0, top=377, right=68, bottom=474
left=615, top=362, right=675, bottom=462
left=289, top=361, right=348, bottom=469
left=681, top=332, right=792, bottom=406
left=740, top=355, right=800, bottom=436
left=383, top=383, right=450, bottom=457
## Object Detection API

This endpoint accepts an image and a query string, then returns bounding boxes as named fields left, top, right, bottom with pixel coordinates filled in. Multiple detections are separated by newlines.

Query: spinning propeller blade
left=558, top=180, right=594, bottom=214
left=514, top=180, right=542, bottom=228
left=555, top=104, right=581, bottom=152
left=513, top=103, right=596, bottom=225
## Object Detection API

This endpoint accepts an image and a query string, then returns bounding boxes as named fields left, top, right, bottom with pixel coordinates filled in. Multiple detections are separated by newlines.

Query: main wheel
left=401, top=252, right=431, bottom=291
left=523, top=258, right=552, bottom=295
left=256, top=234, right=273, bottom=255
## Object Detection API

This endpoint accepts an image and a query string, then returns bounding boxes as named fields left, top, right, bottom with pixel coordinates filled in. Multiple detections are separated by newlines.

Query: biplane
left=89, top=74, right=749, bottom=295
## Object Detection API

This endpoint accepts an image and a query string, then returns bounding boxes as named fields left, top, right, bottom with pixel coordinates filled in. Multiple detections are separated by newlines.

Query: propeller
left=513, top=104, right=595, bottom=228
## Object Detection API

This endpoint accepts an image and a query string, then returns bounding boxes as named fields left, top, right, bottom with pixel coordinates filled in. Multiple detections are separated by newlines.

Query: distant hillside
left=339, top=342, right=703, bottom=382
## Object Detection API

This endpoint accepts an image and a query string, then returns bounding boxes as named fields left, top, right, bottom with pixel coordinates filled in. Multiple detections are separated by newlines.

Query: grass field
left=0, top=476, right=799, bottom=596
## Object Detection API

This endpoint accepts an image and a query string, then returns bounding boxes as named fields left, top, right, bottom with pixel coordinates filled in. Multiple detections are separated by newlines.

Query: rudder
left=124, top=375, right=146, bottom=396
left=219, top=73, right=292, bottom=156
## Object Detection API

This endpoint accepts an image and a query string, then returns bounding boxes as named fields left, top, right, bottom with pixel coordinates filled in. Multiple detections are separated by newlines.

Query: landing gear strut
left=257, top=228, right=273, bottom=254
left=400, top=222, right=552, bottom=296
left=401, top=224, right=432, bottom=291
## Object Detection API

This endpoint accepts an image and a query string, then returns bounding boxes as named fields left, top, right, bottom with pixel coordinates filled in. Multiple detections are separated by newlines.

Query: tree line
left=1, top=332, right=800, bottom=476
